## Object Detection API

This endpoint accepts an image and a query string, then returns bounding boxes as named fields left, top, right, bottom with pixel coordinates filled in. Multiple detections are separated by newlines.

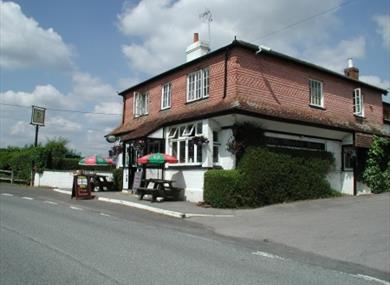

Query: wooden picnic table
left=136, top=178, right=183, bottom=202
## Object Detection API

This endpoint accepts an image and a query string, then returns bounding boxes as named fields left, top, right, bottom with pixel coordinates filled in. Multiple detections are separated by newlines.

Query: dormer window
left=353, top=88, right=364, bottom=117
left=187, top=68, right=209, bottom=102
left=134, top=91, right=148, bottom=117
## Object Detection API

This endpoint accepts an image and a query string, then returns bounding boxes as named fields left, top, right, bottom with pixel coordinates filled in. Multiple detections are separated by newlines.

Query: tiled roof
left=118, top=39, right=388, bottom=96
left=109, top=98, right=388, bottom=140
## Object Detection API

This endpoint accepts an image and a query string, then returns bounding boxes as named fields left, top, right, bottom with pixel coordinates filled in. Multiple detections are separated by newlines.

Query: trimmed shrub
left=238, top=147, right=335, bottom=205
left=204, top=147, right=336, bottom=208
left=204, top=170, right=255, bottom=208
left=113, top=168, right=123, bottom=191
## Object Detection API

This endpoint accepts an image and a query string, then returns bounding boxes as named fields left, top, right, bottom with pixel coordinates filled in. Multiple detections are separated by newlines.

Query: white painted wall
left=219, top=128, right=235, bottom=169
left=164, top=168, right=206, bottom=202
left=122, top=167, right=129, bottom=190
left=35, top=170, right=113, bottom=189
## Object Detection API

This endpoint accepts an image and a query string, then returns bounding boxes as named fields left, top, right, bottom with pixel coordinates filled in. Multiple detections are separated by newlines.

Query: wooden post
left=31, top=125, right=39, bottom=186
left=11, top=170, right=14, bottom=184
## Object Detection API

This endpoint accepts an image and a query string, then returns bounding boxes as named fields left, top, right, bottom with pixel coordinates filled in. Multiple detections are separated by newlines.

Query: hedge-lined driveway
left=191, top=193, right=390, bottom=275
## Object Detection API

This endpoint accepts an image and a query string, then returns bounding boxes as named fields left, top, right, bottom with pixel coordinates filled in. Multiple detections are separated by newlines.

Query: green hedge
left=204, top=170, right=253, bottom=208
left=204, top=147, right=336, bottom=208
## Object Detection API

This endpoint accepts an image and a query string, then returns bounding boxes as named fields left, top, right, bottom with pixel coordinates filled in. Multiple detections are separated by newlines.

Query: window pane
left=213, top=131, right=218, bottom=142
left=172, top=141, right=177, bottom=158
left=167, top=84, right=171, bottom=107
left=196, top=122, right=202, bottom=135
left=203, top=68, right=209, bottom=97
left=179, top=126, right=185, bottom=137
left=195, top=71, right=202, bottom=99
left=196, top=145, right=202, bottom=163
left=188, top=74, right=195, bottom=101
left=213, top=146, right=219, bottom=163
left=188, top=140, right=195, bottom=163
left=179, top=141, right=185, bottom=163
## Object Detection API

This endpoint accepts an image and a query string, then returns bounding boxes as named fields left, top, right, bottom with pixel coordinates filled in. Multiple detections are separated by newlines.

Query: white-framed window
left=134, top=91, right=149, bottom=117
left=309, top=79, right=324, bottom=107
left=168, top=121, right=204, bottom=164
left=353, top=88, right=364, bottom=117
left=187, top=68, right=209, bottom=102
left=161, top=83, right=171, bottom=110
left=213, top=131, right=220, bottom=164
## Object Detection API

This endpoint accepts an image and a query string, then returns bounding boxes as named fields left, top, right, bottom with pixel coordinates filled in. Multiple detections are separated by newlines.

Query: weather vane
left=199, top=9, right=213, bottom=48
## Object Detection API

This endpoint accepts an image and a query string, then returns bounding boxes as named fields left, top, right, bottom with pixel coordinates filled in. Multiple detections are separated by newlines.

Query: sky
left=1, top=0, right=389, bottom=156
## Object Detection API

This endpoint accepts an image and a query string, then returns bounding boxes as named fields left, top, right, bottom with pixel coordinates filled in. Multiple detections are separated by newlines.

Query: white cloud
left=374, top=15, right=390, bottom=50
left=302, top=37, right=366, bottom=74
left=0, top=72, right=121, bottom=155
left=118, top=0, right=342, bottom=76
left=0, top=1, right=73, bottom=70
left=71, top=72, right=116, bottom=101
left=360, top=75, right=390, bottom=90
left=9, top=121, right=30, bottom=136
left=1, top=84, right=73, bottom=109
left=360, top=75, right=390, bottom=103
left=46, top=116, right=82, bottom=133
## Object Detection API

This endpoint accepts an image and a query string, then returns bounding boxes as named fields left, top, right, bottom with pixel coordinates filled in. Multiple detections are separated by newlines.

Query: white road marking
left=100, top=213, right=111, bottom=217
left=1, top=193, right=14, bottom=196
left=70, top=206, right=83, bottom=211
left=44, top=201, right=58, bottom=205
left=21, top=196, right=34, bottom=200
left=353, top=274, right=390, bottom=285
left=252, top=251, right=285, bottom=260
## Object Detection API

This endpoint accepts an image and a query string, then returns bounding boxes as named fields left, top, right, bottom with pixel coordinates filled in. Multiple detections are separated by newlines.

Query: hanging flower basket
left=191, top=136, right=209, bottom=146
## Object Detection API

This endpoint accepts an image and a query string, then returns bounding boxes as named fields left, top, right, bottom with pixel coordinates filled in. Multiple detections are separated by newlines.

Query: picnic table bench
left=136, top=178, right=183, bottom=202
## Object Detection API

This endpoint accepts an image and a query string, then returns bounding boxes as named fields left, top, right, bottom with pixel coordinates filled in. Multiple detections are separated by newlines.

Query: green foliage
left=363, top=136, right=390, bottom=193
left=0, top=145, right=45, bottom=182
left=42, top=137, right=69, bottom=169
left=204, top=147, right=336, bottom=208
left=239, top=147, right=334, bottom=205
left=0, top=138, right=82, bottom=182
left=112, top=168, right=123, bottom=191
left=204, top=170, right=255, bottom=208
left=226, top=122, right=265, bottom=160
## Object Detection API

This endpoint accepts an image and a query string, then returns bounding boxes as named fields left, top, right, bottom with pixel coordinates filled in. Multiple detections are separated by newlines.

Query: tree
left=363, top=136, right=390, bottom=193
left=43, top=137, right=69, bottom=169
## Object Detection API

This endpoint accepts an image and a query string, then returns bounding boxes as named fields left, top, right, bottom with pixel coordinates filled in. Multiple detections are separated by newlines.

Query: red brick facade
left=111, top=41, right=386, bottom=139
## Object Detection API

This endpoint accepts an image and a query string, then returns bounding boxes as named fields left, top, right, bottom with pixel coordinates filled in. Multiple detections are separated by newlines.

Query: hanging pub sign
left=31, top=105, right=46, bottom=126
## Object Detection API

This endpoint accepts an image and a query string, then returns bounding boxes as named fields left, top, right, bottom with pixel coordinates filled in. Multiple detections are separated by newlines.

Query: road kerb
left=97, top=197, right=185, bottom=219
left=53, top=188, right=71, bottom=195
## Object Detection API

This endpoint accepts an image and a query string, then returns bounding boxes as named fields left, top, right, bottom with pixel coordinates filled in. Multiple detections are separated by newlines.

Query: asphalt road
left=0, top=184, right=388, bottom=285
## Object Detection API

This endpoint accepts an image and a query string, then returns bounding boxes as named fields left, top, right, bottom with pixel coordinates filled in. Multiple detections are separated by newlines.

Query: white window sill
left=186, top=96, right=209, bottom=104
left=353, top=113, right=365, bottom=119
left=134, top=113, right=149, bottom=118
left=309, top=104, right=325, bottom=110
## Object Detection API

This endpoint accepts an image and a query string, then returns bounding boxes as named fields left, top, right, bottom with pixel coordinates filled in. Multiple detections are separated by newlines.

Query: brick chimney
left=185, top=33, right=210, bottom=62
left=344, top=58, right=359, bottom=80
